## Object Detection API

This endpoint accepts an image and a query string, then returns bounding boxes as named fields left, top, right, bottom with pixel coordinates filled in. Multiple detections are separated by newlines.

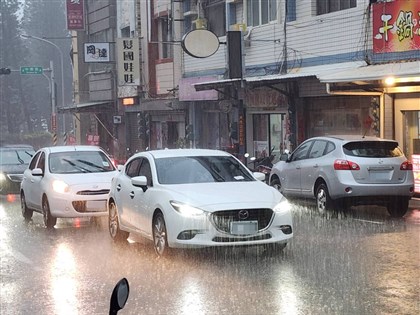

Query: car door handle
left=313, top=164, right=319, bottom=168
left=129, top=191, right=135, bottom=199
left=295, top=166, right=301, bottom=170
left=116, top=184, right=121, bottom=191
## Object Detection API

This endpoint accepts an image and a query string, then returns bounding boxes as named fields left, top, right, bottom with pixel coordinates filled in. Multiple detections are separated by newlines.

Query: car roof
left=144, top=148, right=232, bottom=159
left=41, top=145, right=106, bottom=154
left=311, top=135, right=397, bottom=143
left=0, top=144, right=34, bottom=150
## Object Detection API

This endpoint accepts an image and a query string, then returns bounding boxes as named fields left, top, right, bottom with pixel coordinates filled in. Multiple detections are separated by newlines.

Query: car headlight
left=52, top=180, right=70, bottom=193
left=0, top=173, right=6, bottom=182
left=170, top=201, right=205, bottom=216
left=273, top=198, right=292, bottom=214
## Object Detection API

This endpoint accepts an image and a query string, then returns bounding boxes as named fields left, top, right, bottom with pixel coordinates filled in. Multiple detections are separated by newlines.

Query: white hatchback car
left=269, top=135, right=414, bottom=217
left=21, top=145, right=118, bottom=228
left=108, top=149, right=293, bottom=256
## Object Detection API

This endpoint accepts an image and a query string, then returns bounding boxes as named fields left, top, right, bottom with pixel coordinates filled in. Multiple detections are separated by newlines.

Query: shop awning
left=317, top=61, right=420, bottom=94
left=57, top=101, right=114, bottom=113
left=193, top=61, right=366, bottom=91
left=318, top=61, right=420, bottom=83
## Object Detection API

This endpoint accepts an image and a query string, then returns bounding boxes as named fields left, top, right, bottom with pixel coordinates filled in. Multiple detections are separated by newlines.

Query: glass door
left=403, top=110, right=420, bottom=195
left=252, top=113, right=286, bottom=164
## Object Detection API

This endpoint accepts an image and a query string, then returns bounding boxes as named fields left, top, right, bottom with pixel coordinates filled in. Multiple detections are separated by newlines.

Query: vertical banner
left=117, top=38, right=140, bottom=86
left=66, top=0, right=85, bottom=31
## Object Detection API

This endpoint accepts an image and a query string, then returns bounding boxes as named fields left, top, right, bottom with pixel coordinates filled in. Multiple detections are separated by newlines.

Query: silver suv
left=269, top=135, right=414, bottom=217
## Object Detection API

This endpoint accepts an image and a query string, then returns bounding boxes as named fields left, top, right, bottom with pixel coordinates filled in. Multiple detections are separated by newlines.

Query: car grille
left=72, top=200, right=107, bottom=213
left=213, top=234, right=272, bottom=243
left=211, top=208, right=273, bottom=233
left=76, top=189, right=109, bottom=195
left=7, top=174, right=23, bottom=183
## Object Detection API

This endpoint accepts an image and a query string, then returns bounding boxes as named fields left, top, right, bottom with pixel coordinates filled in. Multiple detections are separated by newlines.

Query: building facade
left=66, top=0, right=420, bottom=192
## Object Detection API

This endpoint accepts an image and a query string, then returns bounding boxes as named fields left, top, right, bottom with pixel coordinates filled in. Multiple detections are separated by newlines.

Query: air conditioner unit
left=192, top=18, right=207, bottom=30
left=229, top=23, right=247, bottom=32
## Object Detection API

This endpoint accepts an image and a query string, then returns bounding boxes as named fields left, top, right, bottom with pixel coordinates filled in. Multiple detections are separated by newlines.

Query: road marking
left=353, top=218, right=384, bottom=225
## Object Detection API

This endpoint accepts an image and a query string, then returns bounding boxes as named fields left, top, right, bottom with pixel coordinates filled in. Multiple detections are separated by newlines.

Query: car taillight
left=334, top=159, right=360, bottom=170
left=400, top=160, right=413, bottom=170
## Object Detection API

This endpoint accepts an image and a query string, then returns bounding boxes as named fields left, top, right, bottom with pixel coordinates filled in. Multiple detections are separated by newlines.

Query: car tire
left=153, top=212, right=171, bottom=257
left=316, top=183, right=334, bottom=214
left=387, top=197, right=409, bottom=218
left=21, top=192, right=33, bottom=221
left=42, top=197, right=57, bottom=228
left=108, top=201, right=129, bottom=242
left=270, top=177, right=282, bottom=192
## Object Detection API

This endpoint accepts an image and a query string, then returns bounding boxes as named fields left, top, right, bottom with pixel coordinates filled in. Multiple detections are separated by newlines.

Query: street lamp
left=20, top=33, right=66, bottom=134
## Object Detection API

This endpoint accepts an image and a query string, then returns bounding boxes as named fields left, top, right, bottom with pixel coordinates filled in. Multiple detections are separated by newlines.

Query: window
left=160, top=16, right=173, bottom=59
left=246, top=0, right=277, bottom=27
left=204, top=1, right=226, bottom=37
left=126, top=158, right=142, bottom=178
left=317, top=0, right=356, bottom=15
left=308, top=140, right=328, bottom=159
left=291, top=141, right=312, bottom=161
left=138, top=159, right=153, bottom=186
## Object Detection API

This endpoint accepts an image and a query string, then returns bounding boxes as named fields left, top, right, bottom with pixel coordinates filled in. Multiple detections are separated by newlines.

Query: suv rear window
left=343, top=141, right=403, bottom=158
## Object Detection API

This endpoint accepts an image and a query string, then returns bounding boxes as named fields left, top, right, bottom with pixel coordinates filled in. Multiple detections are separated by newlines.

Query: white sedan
left=108, top=149, right=293, bottom=256
left=21, top=145, right=118, bottom=228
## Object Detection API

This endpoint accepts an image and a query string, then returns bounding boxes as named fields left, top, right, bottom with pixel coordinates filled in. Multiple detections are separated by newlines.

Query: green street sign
left=20, top=66, right=43, bottom=75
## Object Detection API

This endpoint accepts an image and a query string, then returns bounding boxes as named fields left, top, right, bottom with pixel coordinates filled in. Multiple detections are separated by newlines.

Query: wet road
left=0, top=195, right=419, bottom=315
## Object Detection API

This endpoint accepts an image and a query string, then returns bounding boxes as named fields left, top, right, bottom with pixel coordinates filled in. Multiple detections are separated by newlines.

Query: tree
left=20, top=0, right=72, bottom=133
left=0, top=0, right=29, bottom=135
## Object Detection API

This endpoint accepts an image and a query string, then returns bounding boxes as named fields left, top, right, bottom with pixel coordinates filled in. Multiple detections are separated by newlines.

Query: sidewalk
left=409, top=197, right=420, bottom=210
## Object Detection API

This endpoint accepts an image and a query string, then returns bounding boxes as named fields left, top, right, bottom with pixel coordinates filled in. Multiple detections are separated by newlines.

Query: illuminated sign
left=373, top=0, right=420, bottom=53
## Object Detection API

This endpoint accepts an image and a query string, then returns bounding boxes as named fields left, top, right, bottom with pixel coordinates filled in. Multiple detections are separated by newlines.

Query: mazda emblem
left=238, top=209, right=249, bottom=220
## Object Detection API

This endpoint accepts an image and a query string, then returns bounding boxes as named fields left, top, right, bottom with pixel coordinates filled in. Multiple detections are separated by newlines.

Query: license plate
left=230, top=221, right=258, bottom=235
left=86, top=200, right=107, bottom=212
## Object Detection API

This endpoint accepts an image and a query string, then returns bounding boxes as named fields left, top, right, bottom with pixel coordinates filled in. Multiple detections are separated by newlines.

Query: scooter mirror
left=109, top=278, right=130, bottom=315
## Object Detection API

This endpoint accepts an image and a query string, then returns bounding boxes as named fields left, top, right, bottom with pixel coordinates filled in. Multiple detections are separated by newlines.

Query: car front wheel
left=42, top=197, right=57, bottom=228
left=21, top=192, right=33, bottom=221
left=108, top=201, right=129, bottom=242
left=316, top=183, right=334, bottom=214
left=387, top=197, right=409, bottom=218
left=153, top=212, right=170, bottom=257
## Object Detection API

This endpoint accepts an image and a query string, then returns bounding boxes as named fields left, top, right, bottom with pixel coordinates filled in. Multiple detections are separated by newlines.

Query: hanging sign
left=66, top=0, right=85, bottom=31
left=117, top=38, right=140, bottom=86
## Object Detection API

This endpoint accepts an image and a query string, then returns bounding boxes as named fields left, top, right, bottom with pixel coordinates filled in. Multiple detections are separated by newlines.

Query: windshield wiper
left=62, top=159, right=91, bottom=173
left=209, top=164, right=225, bottom=182
left=15, top=152, right=25, bottom=164
left=76, top=159, right=109, bottom=171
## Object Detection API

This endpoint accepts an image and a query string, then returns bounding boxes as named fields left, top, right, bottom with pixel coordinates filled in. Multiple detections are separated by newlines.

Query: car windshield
left=49, top=151, right=115, bottom=174
left=342, top=141, right=403, bottom=158
left=155, top=156, right=254, bottom=184
left=0, top=148, right=35, bottom=165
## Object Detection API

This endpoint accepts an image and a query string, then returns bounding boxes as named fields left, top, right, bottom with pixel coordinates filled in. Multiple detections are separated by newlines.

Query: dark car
left=0, top=145, right=35, bottom=195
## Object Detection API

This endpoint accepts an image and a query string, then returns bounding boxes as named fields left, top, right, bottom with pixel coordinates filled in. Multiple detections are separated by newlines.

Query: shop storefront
left=245, top=88, right=288, bottom=163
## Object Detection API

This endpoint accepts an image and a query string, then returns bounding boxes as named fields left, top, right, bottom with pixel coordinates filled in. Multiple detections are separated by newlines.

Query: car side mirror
left=117, top=165, right=124, bottom=172
left=109, top=278, right=129, bottom=314
left=253, top=172, right=266, bottom=182
left=131, top=175, right=148, bottom=192
left=32, top=168, right=43, bottom=176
